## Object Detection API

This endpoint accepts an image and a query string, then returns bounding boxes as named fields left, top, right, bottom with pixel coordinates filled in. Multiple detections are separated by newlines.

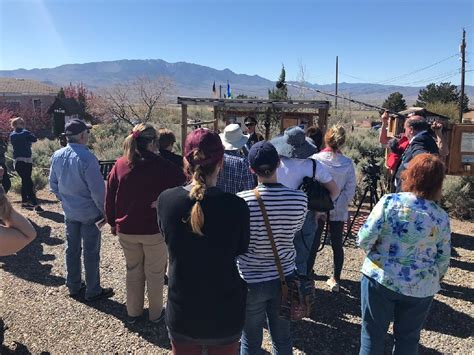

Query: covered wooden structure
left=177, top=97, right=331, bottom=154
left=386, top=107, right=473, bottom=176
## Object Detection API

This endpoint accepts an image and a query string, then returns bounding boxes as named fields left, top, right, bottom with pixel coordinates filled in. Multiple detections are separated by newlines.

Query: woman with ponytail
left=105, top=123, right=185, bottom=324
left=312, top=124, right=356, bottom=292
left=157, top=128, right=250, bottom=355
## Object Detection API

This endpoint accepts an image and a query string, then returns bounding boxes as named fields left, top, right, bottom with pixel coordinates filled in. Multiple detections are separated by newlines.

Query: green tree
left=382, top=92, right=407, bottom=112
left=416, top=82, right=469, bottom=112
left=268, top=65, right=288, bottom=100
left=57, top=87, right=66, bottom=99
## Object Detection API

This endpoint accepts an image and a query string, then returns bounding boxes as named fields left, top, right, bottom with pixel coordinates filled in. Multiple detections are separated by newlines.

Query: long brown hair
left=186, top=149, right=221, bottom=236
left=123, top=123, right=157, bottom=168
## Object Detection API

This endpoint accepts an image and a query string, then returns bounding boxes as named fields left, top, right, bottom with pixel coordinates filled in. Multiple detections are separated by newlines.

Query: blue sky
left=0, top=0, right=472, bottom=86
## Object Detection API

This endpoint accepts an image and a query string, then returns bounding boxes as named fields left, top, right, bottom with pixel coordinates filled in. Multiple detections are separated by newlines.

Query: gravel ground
left=0, top=190, right=473, bottom=354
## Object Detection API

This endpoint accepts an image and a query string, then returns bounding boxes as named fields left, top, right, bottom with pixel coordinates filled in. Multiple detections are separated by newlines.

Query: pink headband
left=131, top=131, right=140, bottom=139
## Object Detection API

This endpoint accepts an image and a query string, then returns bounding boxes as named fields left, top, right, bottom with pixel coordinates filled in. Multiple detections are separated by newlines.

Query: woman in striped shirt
left=237, top=141, right=307, bottom=355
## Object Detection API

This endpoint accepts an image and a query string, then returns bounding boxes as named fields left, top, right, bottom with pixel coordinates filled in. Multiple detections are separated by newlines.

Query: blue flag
left=227, top=81, right=232, bottom=98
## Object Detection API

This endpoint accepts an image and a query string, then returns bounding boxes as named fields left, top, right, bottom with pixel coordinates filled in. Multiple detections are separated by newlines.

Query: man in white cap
left=216, top=123, right=256, bottom=194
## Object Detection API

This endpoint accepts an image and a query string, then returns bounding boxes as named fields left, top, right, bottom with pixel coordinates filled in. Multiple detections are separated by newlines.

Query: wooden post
left=264, top=109, right=271, bottom=140
left=181, top=104, right=187, bottom=155
left=318, top=108, right=328, bottom=134
left=459, top=29, right=466, bottom=122
left=213, top=107, right=219, bottom=131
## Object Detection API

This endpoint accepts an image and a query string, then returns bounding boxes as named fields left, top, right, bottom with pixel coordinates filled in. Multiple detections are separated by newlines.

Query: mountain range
left=0, top=59, right=472, bottom=106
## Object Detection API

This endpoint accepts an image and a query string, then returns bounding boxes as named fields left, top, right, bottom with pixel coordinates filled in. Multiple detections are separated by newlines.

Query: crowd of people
left=0, top=113, right=451, bottom=355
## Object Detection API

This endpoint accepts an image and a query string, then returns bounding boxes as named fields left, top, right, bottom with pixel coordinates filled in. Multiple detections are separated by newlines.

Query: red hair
left=401, top=153, right=445, bottom=200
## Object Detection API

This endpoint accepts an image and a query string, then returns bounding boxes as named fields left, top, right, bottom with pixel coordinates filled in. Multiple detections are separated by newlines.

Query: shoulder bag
left=253, top=188, right=315, bottom=321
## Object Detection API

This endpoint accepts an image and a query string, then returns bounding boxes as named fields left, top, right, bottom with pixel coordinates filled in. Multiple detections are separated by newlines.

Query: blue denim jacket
left=49, top=143, right=105, bottom=223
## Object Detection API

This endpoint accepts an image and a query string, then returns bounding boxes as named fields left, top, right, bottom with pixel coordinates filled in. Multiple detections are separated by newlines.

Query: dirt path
left=1, top=190, right=472, bottom=354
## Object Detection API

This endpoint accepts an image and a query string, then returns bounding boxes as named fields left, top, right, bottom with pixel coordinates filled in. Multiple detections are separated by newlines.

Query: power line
left=374, top=53, right=458, bottom=85
left=399, top=69, right=460, bottom=86
left=285, top=82, right=404, bottom=117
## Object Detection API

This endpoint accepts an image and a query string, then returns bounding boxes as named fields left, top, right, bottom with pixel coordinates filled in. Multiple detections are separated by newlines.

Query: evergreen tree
left=382, top=92, right=407, bottom=112
left=269, top=65, right=288, bottom=100
left=57, top=87, right=66, bottom=99
left=416, top=82, right=469, bottom=112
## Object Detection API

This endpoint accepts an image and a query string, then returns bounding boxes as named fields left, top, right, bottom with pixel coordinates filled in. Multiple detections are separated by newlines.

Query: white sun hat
left=219, top=124, right=250, bottom=150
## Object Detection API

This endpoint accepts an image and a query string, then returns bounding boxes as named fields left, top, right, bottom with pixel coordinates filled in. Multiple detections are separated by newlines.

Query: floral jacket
left=357, top=192, right=451, bottom=298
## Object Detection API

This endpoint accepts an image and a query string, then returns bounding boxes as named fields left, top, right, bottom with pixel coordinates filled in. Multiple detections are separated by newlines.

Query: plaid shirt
left=217, top=151, right=256, bottom=194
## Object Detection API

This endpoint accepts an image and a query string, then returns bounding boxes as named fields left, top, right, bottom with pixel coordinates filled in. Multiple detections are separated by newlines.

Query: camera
left=360, top=150, right=381, bottom=179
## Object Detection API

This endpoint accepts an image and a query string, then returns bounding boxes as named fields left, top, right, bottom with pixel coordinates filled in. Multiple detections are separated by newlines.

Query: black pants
left=312, top=220, right=345, bottom=281
left=1, top=163, right=11, bottom=193
left=14, top=161, right=37, bottom=205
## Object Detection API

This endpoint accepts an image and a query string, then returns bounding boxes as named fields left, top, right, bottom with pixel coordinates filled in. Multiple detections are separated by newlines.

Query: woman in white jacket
left=312, top=125, right=356, bottom=292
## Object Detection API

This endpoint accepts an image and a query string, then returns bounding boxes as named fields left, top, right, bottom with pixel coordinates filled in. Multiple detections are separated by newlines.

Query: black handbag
left=299, top=159, right=334, bottom=212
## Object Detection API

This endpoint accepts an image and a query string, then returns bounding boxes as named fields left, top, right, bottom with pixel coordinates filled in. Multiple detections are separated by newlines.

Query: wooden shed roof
left=177, top=97, right=330, bottom=110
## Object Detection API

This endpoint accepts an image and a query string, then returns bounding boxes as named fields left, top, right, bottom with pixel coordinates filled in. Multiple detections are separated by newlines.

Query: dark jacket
left=10, top=128, right=37, bottom=159
left=105, top=150, right=186, bottom=235
left=159, top=149, right=184, bottom=168
left=394, top=131, right=439, bottom=192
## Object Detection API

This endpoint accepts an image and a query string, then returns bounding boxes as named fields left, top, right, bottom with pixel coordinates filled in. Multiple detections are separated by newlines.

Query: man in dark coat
left=394, top=116, right=439, bottom=192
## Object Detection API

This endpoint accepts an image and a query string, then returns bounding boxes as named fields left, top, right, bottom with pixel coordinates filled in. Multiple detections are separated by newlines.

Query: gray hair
left=66, top=133, right=82, bottom=143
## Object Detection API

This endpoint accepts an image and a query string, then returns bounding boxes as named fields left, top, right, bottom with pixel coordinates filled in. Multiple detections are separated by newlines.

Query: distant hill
left=0, top=59, right=472, bottom=106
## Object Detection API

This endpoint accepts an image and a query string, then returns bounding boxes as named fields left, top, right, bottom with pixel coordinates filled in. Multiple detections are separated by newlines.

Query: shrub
left=89, top=122, right=129, bottom=161
left=343, top=129, right=388, bottom=203
left=32, top=138, right=61, bottom=171
left=441, top=176, right=473, bottom=219
left=10, top=168, right=48, bottom=194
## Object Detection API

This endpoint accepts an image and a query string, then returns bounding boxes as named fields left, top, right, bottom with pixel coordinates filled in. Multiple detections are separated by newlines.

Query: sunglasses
left=245, top=123, right=256, bottom=127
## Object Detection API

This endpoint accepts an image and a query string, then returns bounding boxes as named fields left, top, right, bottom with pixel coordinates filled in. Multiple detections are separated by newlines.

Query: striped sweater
left=237, top=183, right=308, bottom=283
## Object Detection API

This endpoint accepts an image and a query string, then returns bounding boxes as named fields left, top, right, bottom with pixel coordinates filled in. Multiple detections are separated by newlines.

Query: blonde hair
left=187, top=149, right=220, bottom=236
left=10, top=117, right=25, bottom=129
left=123, top=123, right=157, bottom=168
left=0, top=186, right=13, bottom=221
left=324, top=124, right=346, bottom=151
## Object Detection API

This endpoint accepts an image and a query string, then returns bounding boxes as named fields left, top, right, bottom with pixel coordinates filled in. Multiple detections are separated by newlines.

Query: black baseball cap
left=64, top=119, right=92, bottom=136
left=248, top=141, right=280, bottom=173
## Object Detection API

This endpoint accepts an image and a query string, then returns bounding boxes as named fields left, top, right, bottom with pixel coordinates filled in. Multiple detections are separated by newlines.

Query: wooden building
left=177, top=97, right=330, bottom=154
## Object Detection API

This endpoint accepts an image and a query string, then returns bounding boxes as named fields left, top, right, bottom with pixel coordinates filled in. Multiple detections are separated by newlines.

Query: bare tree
left=104, top=76, right=173, bottom=126
left=297, top=59, right=307, bottom=99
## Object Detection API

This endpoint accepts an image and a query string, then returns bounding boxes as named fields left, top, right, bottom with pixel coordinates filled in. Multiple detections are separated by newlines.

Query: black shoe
left=68, top=282, right=86, bottom=298
left=150, top=309, right=165, bottom=324
left=126, top=315, right=141, bottom=325
left=34, top=205, right=45, bottom=213
left=21, top=202, right=34, bottom=209
left=85, top=287, right=114, bottom=302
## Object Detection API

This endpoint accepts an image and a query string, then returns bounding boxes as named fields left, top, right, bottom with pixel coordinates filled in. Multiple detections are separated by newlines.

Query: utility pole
left=460, top=28, right=466, bottom=122
left=219, top=85, right=222, bottom=99
left=335, top=56, right=339, bottom=115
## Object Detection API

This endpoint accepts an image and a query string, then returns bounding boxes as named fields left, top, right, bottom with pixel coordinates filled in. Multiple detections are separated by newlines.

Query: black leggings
left=313, top=220, right=345, bottom=281
left=15, top=161, right=37, bottom=205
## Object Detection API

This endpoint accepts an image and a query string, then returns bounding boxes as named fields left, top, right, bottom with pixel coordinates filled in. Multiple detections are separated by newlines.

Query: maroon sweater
left=105, top=151, right=186, bottom=235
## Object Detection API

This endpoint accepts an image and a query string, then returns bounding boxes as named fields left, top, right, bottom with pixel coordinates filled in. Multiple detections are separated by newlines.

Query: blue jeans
left=360, top=275, right=433, bottom=355
left=65, top=218, right=102, bottom=299
left=293, top=211, right=317, bottom=276
left=240, top=277, right=292, bottom=355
